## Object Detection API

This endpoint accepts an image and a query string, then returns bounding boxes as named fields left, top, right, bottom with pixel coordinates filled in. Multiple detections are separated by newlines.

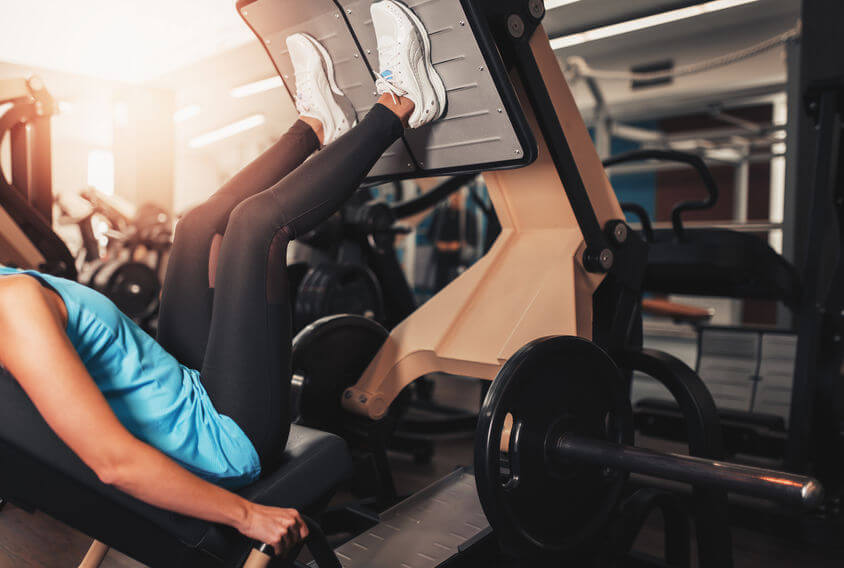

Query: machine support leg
left=622, top=349, right=734, bottom=568
left=78, top=540, right=109, bottom=568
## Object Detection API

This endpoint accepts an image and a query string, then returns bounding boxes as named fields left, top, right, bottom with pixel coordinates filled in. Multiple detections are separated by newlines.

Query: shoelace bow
left=374, top=42, right=407, bottom=105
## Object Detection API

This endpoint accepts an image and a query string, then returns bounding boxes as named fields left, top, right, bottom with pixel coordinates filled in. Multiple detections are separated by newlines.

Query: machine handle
left=243, top=515, right=341, bottom=568
left=603, top=149, right=719, bottom=240
left=552, top=434, right=824, bottom=510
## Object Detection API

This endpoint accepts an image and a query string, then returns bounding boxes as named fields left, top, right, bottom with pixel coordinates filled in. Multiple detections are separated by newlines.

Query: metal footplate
left=318, top=468, right=490, bottom=567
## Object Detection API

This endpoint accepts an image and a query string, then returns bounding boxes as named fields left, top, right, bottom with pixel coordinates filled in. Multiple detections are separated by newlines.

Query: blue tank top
left=0, top=266, right=260, bottom=489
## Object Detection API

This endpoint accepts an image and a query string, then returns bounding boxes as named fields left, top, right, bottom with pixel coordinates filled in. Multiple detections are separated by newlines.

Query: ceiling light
left=230, top=76, right=283, bottom=98
left=550, top=0, right=760, bottom=49
left=174, top=104, right=201, bottom=123
left=545, top=0, right=583, bottom=9
left=189, top=115, right=266, bottom=149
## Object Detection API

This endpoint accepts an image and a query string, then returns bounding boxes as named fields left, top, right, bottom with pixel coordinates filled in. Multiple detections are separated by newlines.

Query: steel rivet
left=347, top=9, right=352, bottom=14
left=354, top=53, right=359, bottom=58
left=335, top=13, right=340, bottom=18
left=459, top=20, right=465, bottom=26
left=497, top=108, right=503, bottom=113
left=479, top=65, right=485, bottom=71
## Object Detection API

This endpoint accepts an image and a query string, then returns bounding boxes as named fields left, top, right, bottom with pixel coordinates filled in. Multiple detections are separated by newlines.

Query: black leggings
left=157, top=104, right=403, bottom=469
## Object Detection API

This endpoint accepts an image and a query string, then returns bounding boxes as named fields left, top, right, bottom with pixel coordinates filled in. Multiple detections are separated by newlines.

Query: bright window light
left=550, top=0, right=760, bottom=49
left=545, top=0, right=583, bottom=9
left=87, top=149, right=115, bottom=196
left=230, top=76, right=283, bottom=98
left=188, top=115, right=266, bottom=149
left=174, top=104, right=201, bottom=123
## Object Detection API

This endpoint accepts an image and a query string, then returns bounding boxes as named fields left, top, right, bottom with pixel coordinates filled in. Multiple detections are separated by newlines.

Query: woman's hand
left=236, top=503, right=309, bottom=556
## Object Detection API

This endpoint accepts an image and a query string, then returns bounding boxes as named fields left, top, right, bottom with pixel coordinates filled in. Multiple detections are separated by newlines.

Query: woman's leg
left=200, top=104, right=405, bottom=467
left=157, top=121, right=319, bottom=370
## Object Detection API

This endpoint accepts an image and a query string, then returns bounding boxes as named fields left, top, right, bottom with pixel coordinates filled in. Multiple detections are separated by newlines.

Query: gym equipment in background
left=0, top=77, right=76, bottom=280
left=606, top=148, right=843, bottom=511
left=58, top=188, right=171, bottom=333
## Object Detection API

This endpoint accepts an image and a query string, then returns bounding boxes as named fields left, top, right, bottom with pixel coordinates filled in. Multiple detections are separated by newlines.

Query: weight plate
left=291, top=314, right=388, bottom=432
left=475, top=336, right=633, bottom=557
left=294, top=263, right=384, bottom=331
left=92, top=260, right=160, bottom=321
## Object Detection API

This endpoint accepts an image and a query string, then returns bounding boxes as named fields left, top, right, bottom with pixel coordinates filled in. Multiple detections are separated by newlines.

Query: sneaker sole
left=390, top=0, right=447, bottom=120
left=301, top=33, right=358, bottom=139
left=302, top=33, right=344, bottom=98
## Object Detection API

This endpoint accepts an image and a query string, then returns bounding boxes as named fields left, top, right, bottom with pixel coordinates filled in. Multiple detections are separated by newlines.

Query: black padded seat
left=0, top=367, right=353, bottom=567
left=643, top=229, right=801, bottom=307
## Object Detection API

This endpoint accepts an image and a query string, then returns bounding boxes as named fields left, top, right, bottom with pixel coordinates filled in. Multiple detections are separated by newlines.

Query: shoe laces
left=294, top=70, right=317, bottom=114
left=374, top=37, right=406, bottom=105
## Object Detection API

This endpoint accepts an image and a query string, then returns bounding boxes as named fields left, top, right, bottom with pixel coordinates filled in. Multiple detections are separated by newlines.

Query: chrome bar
left=551, top=434, right=824, bottom=510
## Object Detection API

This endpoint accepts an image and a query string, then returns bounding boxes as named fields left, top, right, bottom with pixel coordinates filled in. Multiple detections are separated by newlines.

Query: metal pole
left=551, top=434, right=823, bottom=509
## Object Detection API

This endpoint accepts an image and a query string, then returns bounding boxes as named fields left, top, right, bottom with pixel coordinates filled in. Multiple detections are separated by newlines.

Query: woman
left=0, top=0, right=444, bottom=557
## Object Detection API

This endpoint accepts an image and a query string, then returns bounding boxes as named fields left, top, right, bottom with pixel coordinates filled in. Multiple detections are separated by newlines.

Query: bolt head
left=507, top=14, right=525, bottom=38
left=529, top=0, right=546, bottom=19
left=599, top=249, right=614, bottom=270
left=612, top=223, right=628, bottom=244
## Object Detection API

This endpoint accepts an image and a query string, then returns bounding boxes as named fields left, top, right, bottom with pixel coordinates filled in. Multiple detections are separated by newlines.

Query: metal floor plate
left=317, top=468, right=490, bottom=567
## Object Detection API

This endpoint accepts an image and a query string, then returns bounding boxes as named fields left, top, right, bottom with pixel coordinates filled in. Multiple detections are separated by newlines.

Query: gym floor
left=0, top=376, right=840, bottom=568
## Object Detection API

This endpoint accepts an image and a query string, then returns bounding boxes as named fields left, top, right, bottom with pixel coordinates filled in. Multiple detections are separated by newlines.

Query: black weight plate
left=94, top=260, right=160, bottom=320
left=475, top=336, right=633, bottom=557
left=294, top=263, right=384, bottom=331
left=291, top=314, right=388, bottom=432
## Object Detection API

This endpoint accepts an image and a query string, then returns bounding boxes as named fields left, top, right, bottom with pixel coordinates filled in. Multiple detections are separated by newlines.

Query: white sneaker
left=286, top=33, right=357, bottom=145
left=371, top=0, right=447, bottom=129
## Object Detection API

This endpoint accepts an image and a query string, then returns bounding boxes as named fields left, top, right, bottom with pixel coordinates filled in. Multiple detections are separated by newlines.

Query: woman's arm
left=0, top=275, right=306, bottom=555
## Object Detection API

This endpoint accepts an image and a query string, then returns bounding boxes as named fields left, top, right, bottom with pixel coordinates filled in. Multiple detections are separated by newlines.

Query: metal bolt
left=359, top=395, right=368, bottom=403
left=612, top=223, right=628, bottom=244
left=367, top=49, right=372, bottom=54
left=529, top=0, right=545, bottom=20
left=344, top=391, right=352, bottom=399
left=479, top=65, right=485, bottom=71
left=373, top=91, right=378, bottom=96
left=507, top=14, right=525, bottom=38
left=346, top=8, right=352, bottom=14
left=459, top=20, right=465, bottom=26
left=497, top=108, right=503, bottom=113
left=335, top=13, right=340, bottom=18
left=407, top=163, right=413, bottom=167
left=514, top=148, right=521, bottom=155
left=599, top=248, right=614, bottom=271
left=354, top=53, right=359, bottom=58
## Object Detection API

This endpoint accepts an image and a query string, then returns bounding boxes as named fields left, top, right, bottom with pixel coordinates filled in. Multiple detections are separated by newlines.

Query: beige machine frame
left=343, top=28, right=624, bottom=420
